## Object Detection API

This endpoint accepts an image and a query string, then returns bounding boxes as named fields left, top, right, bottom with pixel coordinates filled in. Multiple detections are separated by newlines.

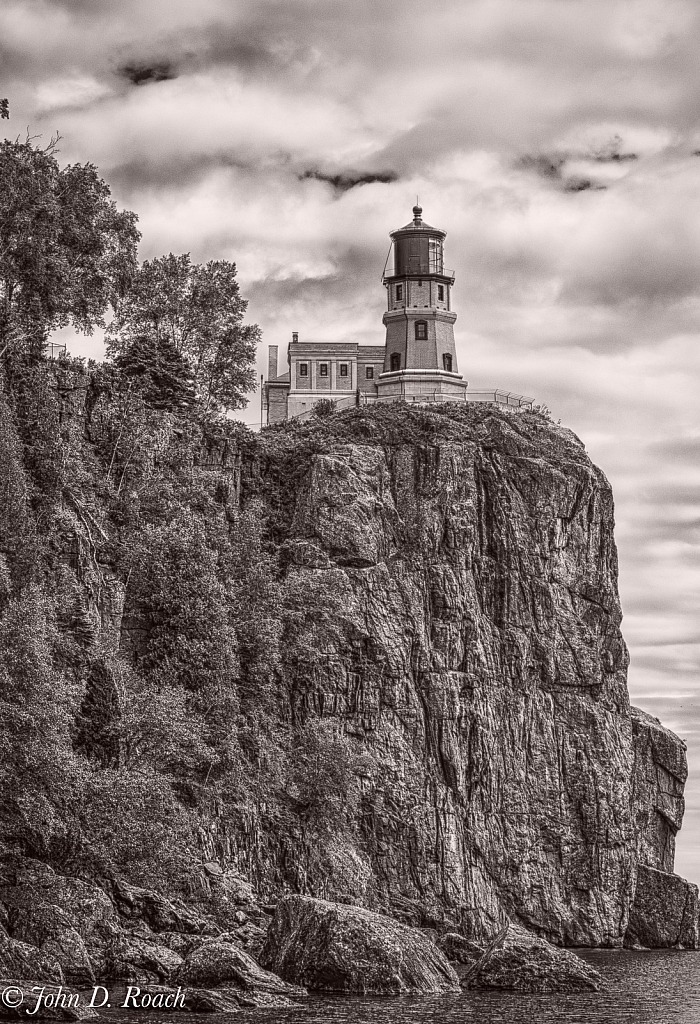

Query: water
left=103, top=950, right=700, bottom=1024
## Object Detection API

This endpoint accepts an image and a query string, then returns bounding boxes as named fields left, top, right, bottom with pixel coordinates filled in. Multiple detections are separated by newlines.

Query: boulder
left=11, top=906, right=95, bottom=987
left=103, top=935, right=183, bottom=983
left=0, top=861, right=118, bottom=978
left=0, top=936, right=64, bottom=984
left=463, top=936, right=601, bottom=993
left=259, top=895, right=460, bottom=995
left=110, top=880, right=212, bottom=936
left=625, top=865, right=699, bottom=948
left=175, top=939, right=303, bottom=998
left=0, top=981, right=97, bottom=1020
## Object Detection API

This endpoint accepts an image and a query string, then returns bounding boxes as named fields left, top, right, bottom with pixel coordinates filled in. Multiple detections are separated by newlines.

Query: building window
left=429, top=237, right=443, bottom=273
left=438, top=285, right=444, bottom=301
left=442, top=353, right=453, bottom=372
left=366, top=366, right=374, bottom=379
left=299, top=363, right=308, bottom=377
left=396, top=284, right=403, bottom=301
left=319, top=363, right=328, bottom=376
left=415, top=321, right=428, bottom=341
left=339, top=363, right=348, bottom=377
left=390, top=353, right=401, bottom=371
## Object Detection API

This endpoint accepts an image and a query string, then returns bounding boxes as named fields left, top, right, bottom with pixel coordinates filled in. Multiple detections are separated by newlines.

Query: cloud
left=119, top=61, right=177, bottom=86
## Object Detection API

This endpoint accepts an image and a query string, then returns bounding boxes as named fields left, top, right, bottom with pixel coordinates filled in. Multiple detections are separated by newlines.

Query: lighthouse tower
left=377, top=205, right=467, bottom=402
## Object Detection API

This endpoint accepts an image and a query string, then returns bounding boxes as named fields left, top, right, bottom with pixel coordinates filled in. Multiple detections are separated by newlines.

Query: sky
left=3, top=0, right=700, bottom=883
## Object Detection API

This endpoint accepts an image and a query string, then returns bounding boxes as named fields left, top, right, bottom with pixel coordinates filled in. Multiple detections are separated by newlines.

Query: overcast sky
left=3, top=0, right=700, bottom=883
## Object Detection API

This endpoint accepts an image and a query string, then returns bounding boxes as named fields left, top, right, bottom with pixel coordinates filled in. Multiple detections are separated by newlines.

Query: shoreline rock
left=260, top=894, right=460, bottom=995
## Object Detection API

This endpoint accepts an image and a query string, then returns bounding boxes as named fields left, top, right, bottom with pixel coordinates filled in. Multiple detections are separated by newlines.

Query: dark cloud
left=300, top=170, right=398, bottom=193
left=563, top=178, right=606, bottom=192
left=119, top=61, right=177, bottom=85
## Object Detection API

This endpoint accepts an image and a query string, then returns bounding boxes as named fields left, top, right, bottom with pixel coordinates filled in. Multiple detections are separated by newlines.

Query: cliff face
left=242, top=406, right=694, bottom=947
left=1, top=371, right=693, bottom=951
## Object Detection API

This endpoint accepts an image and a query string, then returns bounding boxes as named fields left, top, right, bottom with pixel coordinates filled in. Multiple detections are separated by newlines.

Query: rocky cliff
left=0, top=370, right=694, bottom=952
left=236, top=403, right=696, bottom=947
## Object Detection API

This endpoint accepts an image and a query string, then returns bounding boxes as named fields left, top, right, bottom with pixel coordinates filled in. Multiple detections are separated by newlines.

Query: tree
left=106, top=254, right=260, bottom=412
left=0, top=139, right=140, bottom=361
left=113, top=332, right=196, bottom=410
left=1, top=100, right=8, bottom=120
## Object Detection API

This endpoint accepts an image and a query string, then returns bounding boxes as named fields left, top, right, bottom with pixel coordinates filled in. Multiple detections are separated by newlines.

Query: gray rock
left=0, top=937, right=63, bottom=984
left=260, top=894, right=460, bottom=994
left=625, top=865, right=699, bottom=948
left=0, top=862, right=118, bottom=979
left=110, top=880, right=211, bottom=935
left=462, top=936, right=601, bottom=993
left=175, top=939, right=303, bottom=998
left=104, top=935, right=183, bottom=983
left=11, top=906, right=94, bottom=987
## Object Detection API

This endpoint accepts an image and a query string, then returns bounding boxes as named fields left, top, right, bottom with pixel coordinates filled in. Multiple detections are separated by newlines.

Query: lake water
left=104, top=950, right=700, bottom=1024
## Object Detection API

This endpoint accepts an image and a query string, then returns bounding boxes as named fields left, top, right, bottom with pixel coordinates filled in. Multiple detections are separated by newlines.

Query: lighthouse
left=377, top=204, right=467, bottom=402
left=262, top=203, right=532, bottom=423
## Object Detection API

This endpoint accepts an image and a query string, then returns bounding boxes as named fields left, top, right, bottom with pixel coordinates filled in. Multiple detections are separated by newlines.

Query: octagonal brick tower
left=378, top=205, right=467, bottom=402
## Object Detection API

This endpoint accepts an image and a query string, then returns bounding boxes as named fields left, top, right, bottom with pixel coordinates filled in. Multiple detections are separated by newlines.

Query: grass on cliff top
left=258, top=400, right=586, bottom=459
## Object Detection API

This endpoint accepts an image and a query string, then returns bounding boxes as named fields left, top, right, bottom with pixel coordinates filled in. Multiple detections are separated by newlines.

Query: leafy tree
left=113, top=332, right=196, bottom=410
left=73, top=766, right=199, bottom=891
left=0, top=587, right=79, bottom=799
left=0, top=139, right=140, bottom=362
left=288, top=718, right=364, bottom=835
left=106, top=253, right=260, bottom=412
left=120, top=513, right=239, bottom=707
left=1, top=100, right=8, bottom=119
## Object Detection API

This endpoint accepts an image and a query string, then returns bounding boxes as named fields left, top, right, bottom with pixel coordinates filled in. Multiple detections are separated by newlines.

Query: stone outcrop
left=259, top=894, right=460, bottom=994
left=625, top=865, right=699, bottom=949
left=0, top=936, right=64, bottom=984
left=241, top=406, right=697, bottom=947
left=630, top=707, right=687, bottom=874
left=11, top=906, right=95, bottom=987
left=175, top=938, right=304, bottom=1000
left=0, top=862, right=119, bottom=980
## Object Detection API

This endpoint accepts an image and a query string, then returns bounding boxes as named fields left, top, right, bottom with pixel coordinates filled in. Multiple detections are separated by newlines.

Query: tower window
left=396, top=284, right=403, bottom=301
left=366, top=366, right=374, bottom=379
left=438, top=285, right=445, bottom=301
left=339, top=363, right=348, bottom=377
left=442, top=353, right=453, bottom=372
left=390, top=353, right=401, bottom=371
left=415, top=321, right=428, bottom=341
left=299, top=363, right=308, bottom=377
left=319, top=363, right=328, bottom=376
left=429, top=237, right=443, bottom=273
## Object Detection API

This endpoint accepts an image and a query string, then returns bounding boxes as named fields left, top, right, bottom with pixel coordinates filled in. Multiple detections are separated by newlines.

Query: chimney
left=292, top=331, right=299, bottom=344
left=268, top=345, right=278, bottom=380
